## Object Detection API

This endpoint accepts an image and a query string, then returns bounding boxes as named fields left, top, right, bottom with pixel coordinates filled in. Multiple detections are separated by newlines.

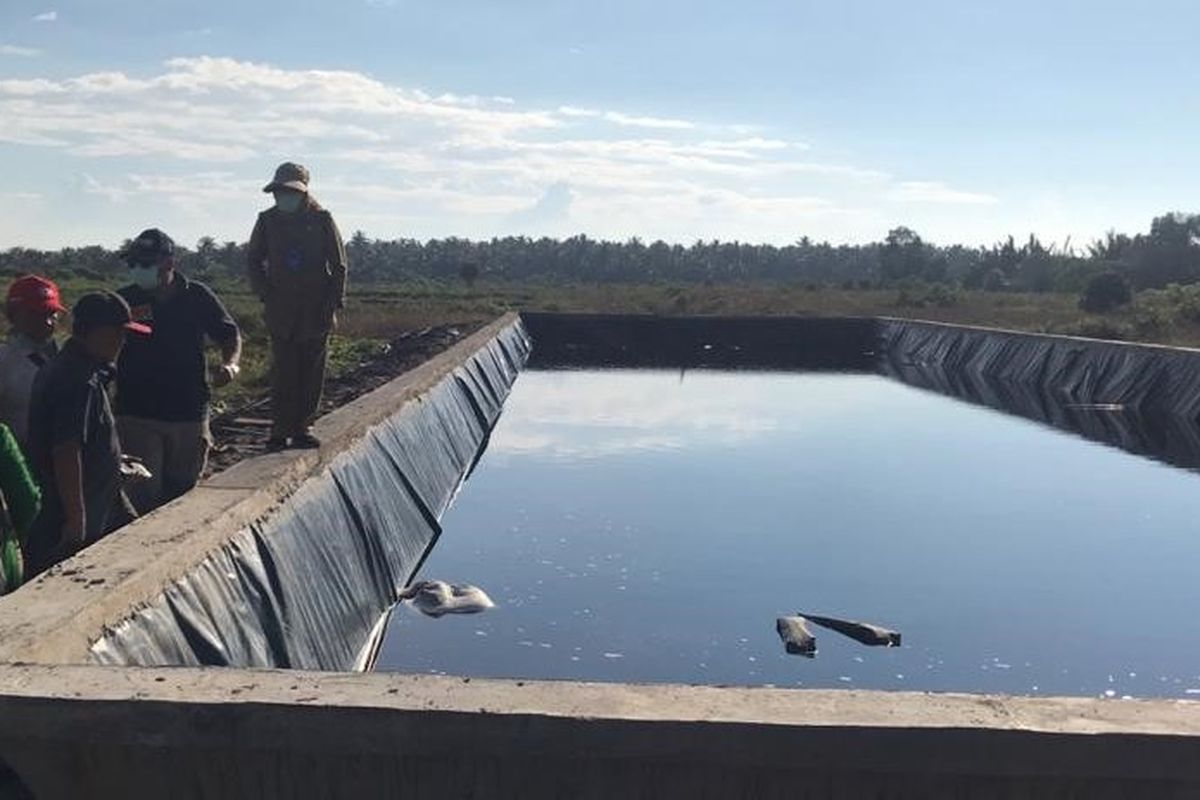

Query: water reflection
left=885, top=357, right=1200, bottom=473
left=377, top=369, right=1200, bottom=699
left=488, top=369, right=876, bottom=461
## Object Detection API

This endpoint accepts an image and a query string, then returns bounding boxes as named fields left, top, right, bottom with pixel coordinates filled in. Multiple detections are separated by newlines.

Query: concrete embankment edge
left=1, top=665, right=1198, bottom=799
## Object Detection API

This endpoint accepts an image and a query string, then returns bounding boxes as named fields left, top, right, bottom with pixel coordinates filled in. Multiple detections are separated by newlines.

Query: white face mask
left=274, top=191, right=304, bottom=213
left=128, top=265, right=158, bottom=289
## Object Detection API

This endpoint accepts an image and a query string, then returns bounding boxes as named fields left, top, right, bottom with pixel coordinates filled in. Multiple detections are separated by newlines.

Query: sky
left=0, top=0, right=1197, bottom=250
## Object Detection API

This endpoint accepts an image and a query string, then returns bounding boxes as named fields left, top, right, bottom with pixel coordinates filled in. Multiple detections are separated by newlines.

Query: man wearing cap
left=116, top=228, right=242, bottom=514
left=247, top=162, right=347, bottom=450
left=0, top=276, right=65, bottom=449
left=24, top=292, right=149, bottom=574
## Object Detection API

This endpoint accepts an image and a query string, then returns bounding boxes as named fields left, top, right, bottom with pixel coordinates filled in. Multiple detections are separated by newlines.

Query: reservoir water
left=375, top=368, right=1200, bottom=699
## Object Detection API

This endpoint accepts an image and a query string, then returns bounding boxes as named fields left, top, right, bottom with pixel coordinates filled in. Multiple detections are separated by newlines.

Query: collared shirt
left=27, top=338, right=123, bottom=543
left=116, top=274, right=239, bottom=423
left=0, top=332, right=58, bottom=448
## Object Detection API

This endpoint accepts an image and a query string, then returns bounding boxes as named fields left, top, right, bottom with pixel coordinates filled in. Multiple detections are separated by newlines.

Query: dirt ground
left=203, top=321, right=481, bottom=477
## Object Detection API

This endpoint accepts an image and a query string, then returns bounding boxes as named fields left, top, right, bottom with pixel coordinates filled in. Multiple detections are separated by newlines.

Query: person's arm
left=246, top=215, right=270, bottom=302
left=212, top=331, right=241, bottom=387
left=325, top=212, right=348, bottom=311
left=198, top=284, right=243, bottom=386
left=45, top=382, right=89, bottom=548
left=219, top=334, right=241, bottom=372
left=51, top=442, right=85, bottom=549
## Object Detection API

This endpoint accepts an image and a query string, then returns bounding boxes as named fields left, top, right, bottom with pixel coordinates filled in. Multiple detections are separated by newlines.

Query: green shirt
left=0, top=422, right=40, bottom=592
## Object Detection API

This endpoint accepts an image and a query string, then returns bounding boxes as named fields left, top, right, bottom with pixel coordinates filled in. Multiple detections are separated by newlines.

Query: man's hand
left=213, top=362, right=240, bottom=388
left=119, top=455, right=153, bottom=484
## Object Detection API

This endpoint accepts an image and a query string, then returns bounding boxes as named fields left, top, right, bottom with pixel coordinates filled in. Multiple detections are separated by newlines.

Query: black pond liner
left=88, top=314, right=1200, bottom=670
left=89, top=323, right=530, bottom=670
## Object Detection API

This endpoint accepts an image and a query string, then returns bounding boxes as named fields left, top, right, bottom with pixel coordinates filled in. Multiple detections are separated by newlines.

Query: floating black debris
left=800, top=613, right=901, bottom=647
left=776, top=615, right=817, bottom=657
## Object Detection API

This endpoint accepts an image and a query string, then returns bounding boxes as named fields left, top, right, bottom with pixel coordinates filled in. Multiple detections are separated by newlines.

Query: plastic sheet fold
left=880, top=319, right=1200, bottom=470
left=90, top=321, right=530, bottom=671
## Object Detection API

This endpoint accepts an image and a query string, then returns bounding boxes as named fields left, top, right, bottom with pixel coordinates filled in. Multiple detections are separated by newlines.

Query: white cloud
left=80, top=173, right=131, bottom=203
left=506, top=181, right=575, bottom=232
left=891, top=181, right=998, bottom=205
left=602, top=111, right=695, bottom=130
left=558, top=106, right=700, bottom=131
left=0, top=55, right=997, bottom=245
left=558, top=105, right=599, bottom=118
left=0, top=44, right=41, bottom=57
left=32, top=10, right=57, bottom=22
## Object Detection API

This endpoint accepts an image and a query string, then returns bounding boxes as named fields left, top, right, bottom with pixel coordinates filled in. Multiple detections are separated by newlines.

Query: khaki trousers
left=118, top=415, right=211, bottom=515
left=270, top=335, right=329, bottom=439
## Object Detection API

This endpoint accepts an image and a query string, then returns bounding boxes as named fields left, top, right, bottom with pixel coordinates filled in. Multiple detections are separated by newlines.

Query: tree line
left=2, top=212, right=1197, bottom=294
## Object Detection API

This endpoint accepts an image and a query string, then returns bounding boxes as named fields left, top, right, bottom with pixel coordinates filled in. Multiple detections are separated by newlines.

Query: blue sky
left=0, top=0, right=1197, bottom=249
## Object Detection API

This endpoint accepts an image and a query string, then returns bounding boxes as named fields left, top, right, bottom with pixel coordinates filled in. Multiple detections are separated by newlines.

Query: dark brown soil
left=204, top=322, right=480, bottom=477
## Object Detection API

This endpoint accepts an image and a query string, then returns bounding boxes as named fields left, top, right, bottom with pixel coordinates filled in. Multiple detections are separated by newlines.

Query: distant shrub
left=458, top=261, right=480, bottom=287
left=1059, top=318, right=1129, bottom=341
left=981, top=268, right=1008, bottom=292
left=1079, top=271, right=1132, bottom=313
left=895, top=281, right=960, bottom=308
left=1137, top=283, right=1200, bottom=324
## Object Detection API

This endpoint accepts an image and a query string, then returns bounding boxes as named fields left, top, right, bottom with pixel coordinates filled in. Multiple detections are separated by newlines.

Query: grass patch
left=25, top=276, right=1200, bottom=415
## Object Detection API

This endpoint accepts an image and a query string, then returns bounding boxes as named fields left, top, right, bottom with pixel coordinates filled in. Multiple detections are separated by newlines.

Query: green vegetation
left=6, top=211, right=1200, bottom=411
left=6, top=211, right=1199, bottom=291
left=1079, top=272, right=1132, bottom=314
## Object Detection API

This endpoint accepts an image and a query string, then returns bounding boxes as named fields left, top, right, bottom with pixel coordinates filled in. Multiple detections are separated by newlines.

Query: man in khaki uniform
left=247, top=162, right=348, bottom=450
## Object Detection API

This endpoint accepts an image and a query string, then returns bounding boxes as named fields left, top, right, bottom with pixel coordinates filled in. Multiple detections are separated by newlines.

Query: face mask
left=274, top=192, right=304, bottom=213
left=128, top=265, right=158, bottom=289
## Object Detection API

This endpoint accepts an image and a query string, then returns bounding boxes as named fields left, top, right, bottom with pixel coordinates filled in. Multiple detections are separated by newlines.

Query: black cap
left=123, top=228, right=175, bottom=266
left=72, top=292, right=152, bottom=336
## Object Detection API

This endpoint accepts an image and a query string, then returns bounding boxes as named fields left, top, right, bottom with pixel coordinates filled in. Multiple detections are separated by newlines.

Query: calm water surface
left=376, top=369, right=1200, bottom=699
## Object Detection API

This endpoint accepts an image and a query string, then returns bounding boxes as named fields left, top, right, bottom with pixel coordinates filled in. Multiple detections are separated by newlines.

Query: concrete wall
left=2, top=664, right=1199, bottom=799
left=1, top=313, right=1199, bottom=798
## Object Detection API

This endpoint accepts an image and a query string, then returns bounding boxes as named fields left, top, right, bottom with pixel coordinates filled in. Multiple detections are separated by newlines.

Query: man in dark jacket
left=116, top=228, right=242, bottom=514
left=25, top=292, right=149, bottom=575
left=247, top=162, right=347, bottom=450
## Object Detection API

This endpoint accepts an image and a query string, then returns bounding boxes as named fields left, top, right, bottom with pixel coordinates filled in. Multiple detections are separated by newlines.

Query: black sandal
left=291, top=433, right=321, bottom=450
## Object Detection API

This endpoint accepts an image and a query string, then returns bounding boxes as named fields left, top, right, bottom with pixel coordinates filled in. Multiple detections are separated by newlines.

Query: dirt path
left=204, top=322, right=481, bottom=477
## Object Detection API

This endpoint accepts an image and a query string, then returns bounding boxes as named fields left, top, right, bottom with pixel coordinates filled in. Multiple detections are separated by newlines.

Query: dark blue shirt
left=27, top=338, right=123, bottom=544
left=116, top=275, right=239, bottom=422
